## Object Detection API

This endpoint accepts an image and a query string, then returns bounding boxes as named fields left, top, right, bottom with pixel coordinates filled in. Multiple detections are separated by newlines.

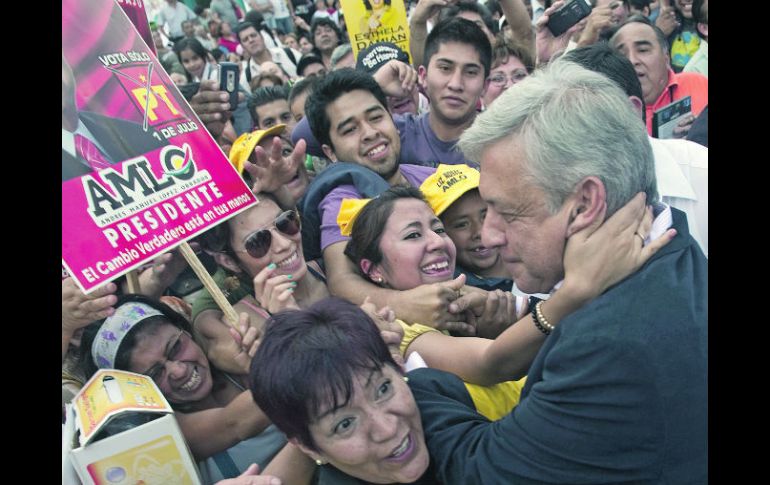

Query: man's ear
left=289, top=437, right=324, bottom=463
left=322, top=143, right=338, bottom=162
left=418, top=64, right=427, bottom=90
left=565, top=176, right=607, bottom=238
left=697, top=22, right=708, bottom=39
left=212, top=251, right=243, bottom=275
left=628, top=95, right=644, bottom=119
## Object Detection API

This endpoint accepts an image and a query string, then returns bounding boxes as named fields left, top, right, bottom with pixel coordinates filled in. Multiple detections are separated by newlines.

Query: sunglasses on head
left=241, top=210, right=301, bottom=259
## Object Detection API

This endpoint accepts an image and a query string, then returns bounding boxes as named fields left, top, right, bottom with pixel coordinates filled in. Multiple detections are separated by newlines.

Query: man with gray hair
left=330, top=43, right=355, bottom=70
left=407, top=60, right=707, bottom=483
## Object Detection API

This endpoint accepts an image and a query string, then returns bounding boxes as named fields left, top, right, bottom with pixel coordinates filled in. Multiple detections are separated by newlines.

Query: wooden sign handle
left=178, top=242, right=241, bottom=331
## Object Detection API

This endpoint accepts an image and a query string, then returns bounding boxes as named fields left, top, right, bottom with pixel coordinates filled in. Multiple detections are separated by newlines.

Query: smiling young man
left=395, top=17, right=493, bottom=168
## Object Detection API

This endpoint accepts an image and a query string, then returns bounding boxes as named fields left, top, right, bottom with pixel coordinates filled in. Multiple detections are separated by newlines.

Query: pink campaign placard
left=62, top=0, right=256, bottom=293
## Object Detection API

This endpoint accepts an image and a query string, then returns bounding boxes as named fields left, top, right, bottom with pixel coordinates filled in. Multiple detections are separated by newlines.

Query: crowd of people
left=63, top=0, right=708, bottom=484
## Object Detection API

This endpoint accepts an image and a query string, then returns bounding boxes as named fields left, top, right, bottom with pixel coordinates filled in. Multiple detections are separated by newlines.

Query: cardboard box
left=63, top=369, right=202, bottom=485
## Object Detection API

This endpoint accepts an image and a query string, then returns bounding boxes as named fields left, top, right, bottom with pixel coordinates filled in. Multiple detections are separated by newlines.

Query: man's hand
left=535, top=0, right=582, bottom=65
left=463, top=289, right=516, bottom=339
left=136, top=244, right=196, bottom=298
left=372, top=60, right=418, bottom=99
left=654, top=0, right=679, bottom=36
left=394, top=275, right=475, bottom=335
left=62, top=278, right=118, bottom=333
left=360, top=297, right=405, bottom=368
left=672, top=112, right=696, bottom=138
left=189, top=79, right=242, bottom=138
left=410, top=0, right=455, bottom=25
left=243, top=137, right=307, bottom=195
left=561, top=192, right=676, bottom=303
left=214, top=463, right=281, bottom=485
left=576, top=2, right=615, bottom=47
left=293, top=15, right=310, bottom=32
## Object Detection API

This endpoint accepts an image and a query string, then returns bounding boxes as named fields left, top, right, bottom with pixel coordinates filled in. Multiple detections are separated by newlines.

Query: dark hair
left=173, top=37, right=210, bottom=81
left=424, top=17, right=492, bottom=76
left=288, top=75, right=320, bottom=109
left=692, top=0, right=707, bottom=27
left=296, top=54, right=326, bottom=77
left=310, top=17, right=344, bottom=47
left=439, top=1, right=497, bottom=35
left=304, top=68, right=389, bottom=149
left=214, top=48, right=230, bottom=62
left=492, top=36, right=535, bottom=73
left=611, top=14, right=669, bottom=53
left=299, top=32, right=314, bottom=46
left=235, top=21, right=260, bottom=42
left=363, top=0, right=391, bottom=8
left=562, top=42, right=646, bottom=122
left=248, top=85, right=291, bottom=126
left=245, top=10, right=265, bottom=29
left=249, top=297, right=399, bottom=449
left=344, top=186, right=426, bottom=280
left=80, top=294, right=192, bottom=379
left=627, top=0, right=651, bottom=11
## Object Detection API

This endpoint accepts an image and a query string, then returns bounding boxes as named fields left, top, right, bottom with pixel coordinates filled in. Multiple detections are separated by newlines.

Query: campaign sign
left=339, top=0, right=412, bottom=63
left=63, top=0, right=256, bottom=293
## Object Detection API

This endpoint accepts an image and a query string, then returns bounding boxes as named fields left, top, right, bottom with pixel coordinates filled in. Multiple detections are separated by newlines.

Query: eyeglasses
left=145, top=328, right=189, bottom=385
left=237, top=210, right=301, bottom=259
left=489, top=70, right=529, bottom=87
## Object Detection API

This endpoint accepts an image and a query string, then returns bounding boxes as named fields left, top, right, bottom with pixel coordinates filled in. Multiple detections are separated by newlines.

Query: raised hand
left=252, top=263, right=301, bottom=314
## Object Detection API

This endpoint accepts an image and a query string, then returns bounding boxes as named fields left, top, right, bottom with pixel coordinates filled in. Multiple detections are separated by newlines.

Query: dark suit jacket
left=410, top=208, right=708, bottom=485
left=62, top=111, right=168, bottom=181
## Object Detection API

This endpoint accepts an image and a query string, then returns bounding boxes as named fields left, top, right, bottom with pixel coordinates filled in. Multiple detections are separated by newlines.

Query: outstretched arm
left=176, top=389, right=272, bottom=461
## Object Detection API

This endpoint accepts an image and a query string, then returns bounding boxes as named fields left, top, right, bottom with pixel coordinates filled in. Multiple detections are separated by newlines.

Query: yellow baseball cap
left=228, top=124, right=287, bottom=174
left=419, top=164, right=480, bottom=216
left=337, top=198, right=372, bottom=236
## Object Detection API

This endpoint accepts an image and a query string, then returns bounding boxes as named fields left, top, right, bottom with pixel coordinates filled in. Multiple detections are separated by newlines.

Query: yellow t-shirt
left=398, top=320, right=527, bottom=421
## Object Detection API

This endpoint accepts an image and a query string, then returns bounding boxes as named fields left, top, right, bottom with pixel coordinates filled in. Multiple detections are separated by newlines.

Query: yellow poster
left=86, top=435, right=196, bottom=485
left=340, top=0, right=412, bottom=64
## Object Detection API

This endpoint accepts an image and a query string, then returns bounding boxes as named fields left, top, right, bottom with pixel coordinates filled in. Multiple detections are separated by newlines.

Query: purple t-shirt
left=394, top=113, right=477, bottom=168
left=319, top=164, right=436, bottom=251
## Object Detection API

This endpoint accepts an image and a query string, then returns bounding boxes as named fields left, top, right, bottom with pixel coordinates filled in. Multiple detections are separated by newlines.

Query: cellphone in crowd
left=218, top=62, right=240, bottom=110
left=547, top=0, right=593, bottom=37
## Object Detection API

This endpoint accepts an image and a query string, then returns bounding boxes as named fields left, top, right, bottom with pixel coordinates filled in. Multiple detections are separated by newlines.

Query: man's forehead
left=614, top=22, right=659, bottom=48
left=240, top=27, right=260, bottom=38
left=328, top=90, right=385, bottom=119
left=259, top=99, right=290, bottom=111
left=430, top=42, right=483, bottom=66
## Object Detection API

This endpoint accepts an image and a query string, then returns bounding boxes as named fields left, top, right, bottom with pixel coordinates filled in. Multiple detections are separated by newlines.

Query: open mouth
left=385, top=433, right=415, bottom=462
left=470, top=246, right=494, bottom=258
left=276, top=251, right=300, bottom=270
left=421, top=260, right=450, bottom=275
left=364, top=143, right=388, bottom=161
left=180, top=366, right=201, bottom=392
